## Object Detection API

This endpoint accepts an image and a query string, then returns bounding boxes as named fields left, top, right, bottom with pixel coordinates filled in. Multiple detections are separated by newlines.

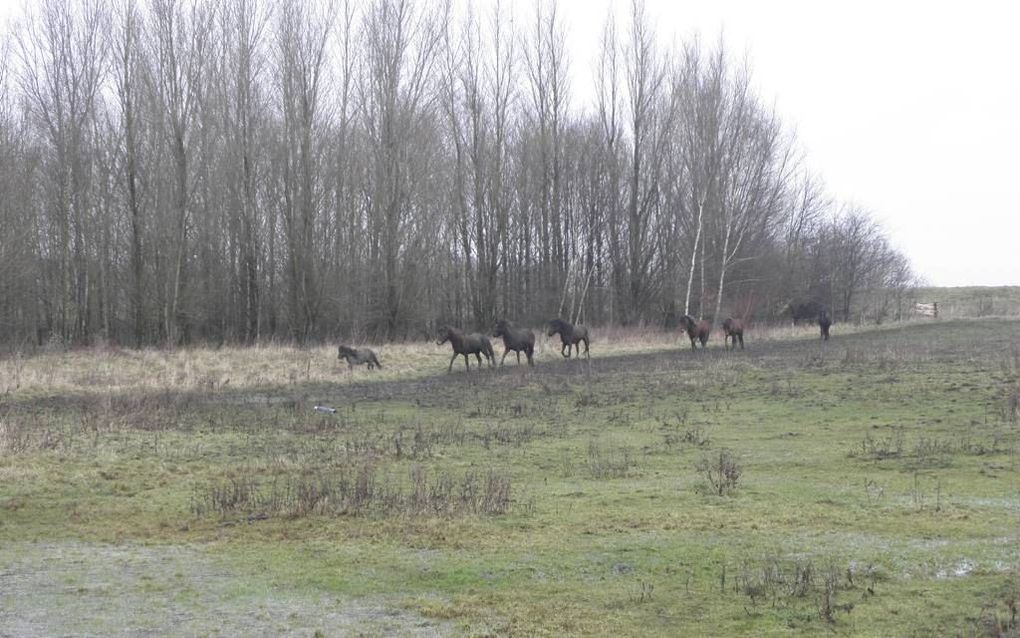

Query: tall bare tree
left=0, top=0, right=915, bottom=346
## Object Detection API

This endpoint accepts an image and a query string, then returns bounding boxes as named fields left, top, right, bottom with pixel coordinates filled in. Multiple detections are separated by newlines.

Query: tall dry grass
left=0, top=321, right=864, bottom=398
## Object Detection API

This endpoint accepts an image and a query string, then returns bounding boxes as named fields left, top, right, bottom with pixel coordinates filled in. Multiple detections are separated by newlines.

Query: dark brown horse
left=818, top=311, right=832, bottom=341
left=493, top=319, right=535, bottom=366
left=721, top=318, right=744, bottom=350
left=547, top=318, right=590, bottom=359
left=437, top=326, right=495, bottom=372
left=678, top=315, right=710, bottom=349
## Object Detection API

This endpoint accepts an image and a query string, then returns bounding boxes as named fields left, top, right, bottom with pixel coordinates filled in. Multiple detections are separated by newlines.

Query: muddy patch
left=0, top=542, right=449, bottom=637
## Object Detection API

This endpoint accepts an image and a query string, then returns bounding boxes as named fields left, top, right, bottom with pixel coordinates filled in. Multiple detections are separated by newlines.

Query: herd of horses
left=338, top=310, right=833, bottom=373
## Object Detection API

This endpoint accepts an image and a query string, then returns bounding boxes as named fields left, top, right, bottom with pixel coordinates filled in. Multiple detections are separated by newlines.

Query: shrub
left=697, top=450, right=743, bottom=495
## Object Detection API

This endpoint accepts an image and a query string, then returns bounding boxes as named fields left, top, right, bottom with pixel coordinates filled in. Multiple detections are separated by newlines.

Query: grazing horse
left=818, top=311, right=832, bottom=341
left=493, top=319, right=535, bottom=366
left=722, top=318, right=744, bottom=350
left=338, top=345, right=382, bottom=370
left=547, top=318, right=590, bottom=359
left=437, top=326, right=495, bottom=372
left=678, top=315, right=711, bottom=349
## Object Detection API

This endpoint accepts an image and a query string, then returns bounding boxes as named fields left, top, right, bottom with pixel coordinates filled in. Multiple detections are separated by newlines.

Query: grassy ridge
left=2, top=320, right=1019, bottom=636
left=913, top=285, right=1020, bottom=318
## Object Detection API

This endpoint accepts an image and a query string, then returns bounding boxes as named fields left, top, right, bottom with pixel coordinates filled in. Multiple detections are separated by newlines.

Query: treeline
left=0, top=0, right=915, bottom=346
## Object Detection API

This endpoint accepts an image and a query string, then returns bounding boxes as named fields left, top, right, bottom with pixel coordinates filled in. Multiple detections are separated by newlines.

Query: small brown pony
left=722, top=318, right=744, bottom=350
left=437, top=326, right=495, bottom=372
left=547, top=318, right=590, bottom=359
left=678, top=315, right=710, bottom=349
left=337, top=345, right=382, bottom=369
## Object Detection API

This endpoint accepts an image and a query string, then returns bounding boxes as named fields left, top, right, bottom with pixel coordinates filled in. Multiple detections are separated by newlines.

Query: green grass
left=914, top=285, right=1020, bottom=318
left=2, top=320, right=1020, bottom=636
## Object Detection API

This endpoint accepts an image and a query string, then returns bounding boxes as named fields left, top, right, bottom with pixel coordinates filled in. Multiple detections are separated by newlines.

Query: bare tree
left=147, top=0, right=212, bottom=344
left=0, top=0, right=915, bottom=346
left=622, top=0, right=671, bottom=322
left=362, top=0, right=445, bottom=338
left=522, top=0, right=570, bottom=316
left=273, top=0, right=331, bottom=342
left=17, top=0, right=109, bottom=343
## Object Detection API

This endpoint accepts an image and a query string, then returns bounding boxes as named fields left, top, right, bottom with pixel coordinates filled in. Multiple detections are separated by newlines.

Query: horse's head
left=678, top=315, right=694, bottom=331
left=337, top=345, right=354, bottom=359
left=436, top=327, right=452, bottom=346
left=547, top=319, right=563, bottom=337
left=493, top=319, right=509, bottom=337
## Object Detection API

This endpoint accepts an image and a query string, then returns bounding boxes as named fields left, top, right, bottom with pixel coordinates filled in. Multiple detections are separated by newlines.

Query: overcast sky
left=522, top=0, right=1020, bottom=287
left=2, top=0, right=1016, bottom=287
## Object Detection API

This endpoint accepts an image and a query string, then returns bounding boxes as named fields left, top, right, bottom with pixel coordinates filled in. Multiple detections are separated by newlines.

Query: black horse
left=337, top=345, right=382, bottom=370
left=437, top=326, right=495, bottom=372
left=547, top=318, right=590, bottom=359
left=722, top=318, right=744, bottom=350
left=678, top=315, right=711, bottom=349
left=493, top=319, right=535, bottom=366
left=818, top=311, right=832, bottom=341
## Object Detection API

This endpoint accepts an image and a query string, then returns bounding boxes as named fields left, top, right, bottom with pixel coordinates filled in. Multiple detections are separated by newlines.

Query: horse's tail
left=373, top=353, right=382, bottom=368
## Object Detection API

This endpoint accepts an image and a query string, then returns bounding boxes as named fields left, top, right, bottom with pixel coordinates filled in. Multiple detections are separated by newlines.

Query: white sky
left=2, top=0, right=1017, bottom=287
left=524, top=0, right=1020, bottom=288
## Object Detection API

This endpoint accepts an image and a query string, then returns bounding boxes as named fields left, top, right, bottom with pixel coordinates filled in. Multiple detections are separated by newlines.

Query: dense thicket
left=0, top=0, right=914, bottom=346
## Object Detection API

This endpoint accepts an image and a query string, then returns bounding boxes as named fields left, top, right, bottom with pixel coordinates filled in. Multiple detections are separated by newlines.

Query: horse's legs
left=465, top=353, right=472, bottom=370
left=500, top=349, right=509, bottom=366
left=516, top=351, right=521, bottom=364
left=474, top=352, right=482, bottom=369
left=583, top=338, right=589, bottom=358
left=448, top=352, right=458, bottom=373
left=561, top=342, right=569, bottom=358
left=739, top=334, right=744, bottom=350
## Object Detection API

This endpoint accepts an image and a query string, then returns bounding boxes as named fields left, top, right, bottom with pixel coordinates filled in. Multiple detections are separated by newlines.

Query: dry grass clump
left=191, top=464, right=514, bottom=519
left=0, top=342, right=442, bottom=398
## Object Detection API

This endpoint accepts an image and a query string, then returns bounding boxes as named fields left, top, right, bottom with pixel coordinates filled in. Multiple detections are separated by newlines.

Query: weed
left=850, top=427, right=905, bottom=460
left=587, top=439, right=635, bottom=479
left=630, top=580, right=654, bottom=604
left=191, top=464, right=514, bottom=519
left=696, top=449, right=743, bottom=495
left=912, top=436, right=954, bottom=467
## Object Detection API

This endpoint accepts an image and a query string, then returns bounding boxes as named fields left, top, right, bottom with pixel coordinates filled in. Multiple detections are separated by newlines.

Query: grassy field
left=2, top=320, right=1019, bottom=636
left=912, top=286, right=1020, bottom=319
